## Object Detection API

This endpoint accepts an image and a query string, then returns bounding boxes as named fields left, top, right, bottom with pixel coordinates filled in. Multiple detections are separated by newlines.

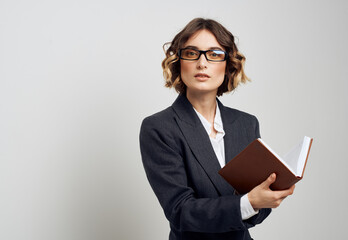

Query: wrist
left=247, top=193, right=258, bottom=210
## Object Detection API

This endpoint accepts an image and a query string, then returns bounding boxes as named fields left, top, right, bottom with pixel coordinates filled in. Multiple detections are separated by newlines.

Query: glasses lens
left=206, top=50, right=226, bottom=61
left=180, top=49, right=200, bottom=60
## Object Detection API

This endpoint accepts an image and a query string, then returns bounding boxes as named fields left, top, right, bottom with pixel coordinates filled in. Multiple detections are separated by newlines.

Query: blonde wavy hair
left=162, top=18, right=249, bottom=96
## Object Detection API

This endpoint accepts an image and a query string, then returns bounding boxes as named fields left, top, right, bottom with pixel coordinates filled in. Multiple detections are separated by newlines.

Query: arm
left=140, top=117, right=258, bottom=233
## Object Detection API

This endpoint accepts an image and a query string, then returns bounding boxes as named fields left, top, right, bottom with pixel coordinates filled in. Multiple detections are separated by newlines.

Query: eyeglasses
left=178, top=48, right=227, bottom=62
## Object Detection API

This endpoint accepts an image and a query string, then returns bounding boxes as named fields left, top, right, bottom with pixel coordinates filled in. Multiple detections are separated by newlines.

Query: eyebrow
left=184, top=45, right=225, bottom=51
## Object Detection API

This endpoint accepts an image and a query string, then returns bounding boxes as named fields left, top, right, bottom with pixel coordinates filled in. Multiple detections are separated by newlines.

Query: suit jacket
left=139, top=94, right=271, bottom=240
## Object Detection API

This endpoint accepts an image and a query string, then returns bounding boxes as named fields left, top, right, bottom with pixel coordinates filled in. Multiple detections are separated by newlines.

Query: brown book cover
left=218, top=137, right=313, bottom=194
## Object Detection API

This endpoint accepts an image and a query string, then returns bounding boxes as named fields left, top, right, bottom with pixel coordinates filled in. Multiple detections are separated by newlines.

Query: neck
left=186, top=90, right=217, bottom=124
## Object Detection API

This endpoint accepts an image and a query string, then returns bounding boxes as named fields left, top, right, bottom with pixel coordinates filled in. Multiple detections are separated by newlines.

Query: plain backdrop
left=1, top=0, right=347, bottom=239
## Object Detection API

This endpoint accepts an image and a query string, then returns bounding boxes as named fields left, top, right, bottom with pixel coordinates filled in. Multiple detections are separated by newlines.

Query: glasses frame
left=178, top=48, right=228, bottom=62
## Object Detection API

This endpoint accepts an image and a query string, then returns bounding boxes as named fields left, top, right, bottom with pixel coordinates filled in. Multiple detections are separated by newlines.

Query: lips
left=194, top=73, right=210, bottom=81
left=194, top=73, right=210, bottom=78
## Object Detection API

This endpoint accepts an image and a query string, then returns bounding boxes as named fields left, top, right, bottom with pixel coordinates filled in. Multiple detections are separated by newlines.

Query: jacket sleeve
left=139, top=116, right=270, bottom=233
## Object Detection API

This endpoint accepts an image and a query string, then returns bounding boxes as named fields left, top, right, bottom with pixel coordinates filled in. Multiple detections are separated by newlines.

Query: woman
left=139, top=18, right=295, bottom=240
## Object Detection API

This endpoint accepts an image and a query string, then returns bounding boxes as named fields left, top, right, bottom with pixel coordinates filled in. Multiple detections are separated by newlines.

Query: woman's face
left=180, top=29, right=226, bottom=96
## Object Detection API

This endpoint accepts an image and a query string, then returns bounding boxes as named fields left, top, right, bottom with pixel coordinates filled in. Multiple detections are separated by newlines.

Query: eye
left=186, top=50, right=198, bottom=56
left=180, top=49, right=200, bottom=59
left=210, top=52, right=218, bottom=57
left=207, top=50, right=225, bottom=60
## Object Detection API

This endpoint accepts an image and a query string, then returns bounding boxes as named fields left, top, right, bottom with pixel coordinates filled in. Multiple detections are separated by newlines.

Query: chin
left=188, top=87, right=219, bottom=95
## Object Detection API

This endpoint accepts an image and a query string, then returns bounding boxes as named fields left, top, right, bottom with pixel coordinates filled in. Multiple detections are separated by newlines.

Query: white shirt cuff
left=240, top=194, right=259, bottom=220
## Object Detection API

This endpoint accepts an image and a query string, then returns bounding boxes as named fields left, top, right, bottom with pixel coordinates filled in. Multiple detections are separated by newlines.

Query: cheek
left=214, top=63, right=226, bottom=81
left=181, top=61, right=191, bottom=73
left=217, top=63, right=226, bottom=75
left=180, top=61, right=194, bottom=79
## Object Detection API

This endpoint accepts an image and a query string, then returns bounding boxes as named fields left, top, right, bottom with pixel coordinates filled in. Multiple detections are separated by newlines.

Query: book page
left=297, top=136, right=312, bottom=176
left=282, top=139, right=303, bottom=176
left=282, top=136, right=311, bottom=176
left=258, top=138, right=295, bottom=175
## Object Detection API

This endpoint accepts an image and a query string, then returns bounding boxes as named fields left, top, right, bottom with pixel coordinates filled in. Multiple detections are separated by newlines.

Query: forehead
left=183, top=29, right=223, bottom=50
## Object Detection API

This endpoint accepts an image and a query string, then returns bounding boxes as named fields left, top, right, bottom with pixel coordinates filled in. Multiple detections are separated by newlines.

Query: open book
left=218, top=136, right=313, bottom=194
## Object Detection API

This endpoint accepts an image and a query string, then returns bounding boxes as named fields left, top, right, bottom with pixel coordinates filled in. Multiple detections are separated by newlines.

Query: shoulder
left=139, top=106, right=183, bottom=153
left=220, top=104, right=261, bottom=138
left=220, top=104, right=259, bottom=125
left=141, top=106, right=176, bottom=130
left=139, top=106, right=181, bottom=143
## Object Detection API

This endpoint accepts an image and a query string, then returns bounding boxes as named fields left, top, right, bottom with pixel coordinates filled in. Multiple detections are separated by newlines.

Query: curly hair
left=162, top=18, right=249, bottom=96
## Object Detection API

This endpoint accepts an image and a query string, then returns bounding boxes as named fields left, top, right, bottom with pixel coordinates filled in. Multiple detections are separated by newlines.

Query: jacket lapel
left=217, top=99, right=244, bottom=165
left=171, top=94, right=235, bottom=196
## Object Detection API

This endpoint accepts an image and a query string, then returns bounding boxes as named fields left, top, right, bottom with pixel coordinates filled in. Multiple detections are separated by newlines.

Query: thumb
left=261, top=173, right=276, bottom=188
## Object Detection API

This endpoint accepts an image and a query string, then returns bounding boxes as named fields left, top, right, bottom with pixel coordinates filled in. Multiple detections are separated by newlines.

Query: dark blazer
left=139, top=94, right=271, bottom=240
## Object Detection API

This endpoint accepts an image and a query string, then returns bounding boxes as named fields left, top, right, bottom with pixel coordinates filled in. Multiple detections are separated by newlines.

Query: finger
left=261, top=173, right=276, bottom=188
left=285, top=185, right=295, bottom=196
left=278, top=186, right=295, bottom=198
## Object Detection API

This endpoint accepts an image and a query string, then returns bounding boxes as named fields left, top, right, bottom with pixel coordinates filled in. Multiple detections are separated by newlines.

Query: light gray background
left=1, top=0, right=347, bottom=239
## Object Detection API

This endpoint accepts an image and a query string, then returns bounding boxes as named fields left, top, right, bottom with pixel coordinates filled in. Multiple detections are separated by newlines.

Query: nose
left=196, top=53, right=208, bottom=69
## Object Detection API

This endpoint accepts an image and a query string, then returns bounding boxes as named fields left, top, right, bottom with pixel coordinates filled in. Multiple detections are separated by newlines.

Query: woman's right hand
left=247, top=173, right=295, bottom=209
